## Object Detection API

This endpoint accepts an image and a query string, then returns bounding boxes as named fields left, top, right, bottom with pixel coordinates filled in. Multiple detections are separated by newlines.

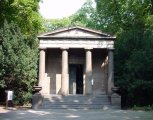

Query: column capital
left=39, top=47, right=47, bottom=50
left=60, top=47, right=69, bottom=50
left=108, top=48, right=115, bottom=51
left=84, top=47, right=93, bottom=50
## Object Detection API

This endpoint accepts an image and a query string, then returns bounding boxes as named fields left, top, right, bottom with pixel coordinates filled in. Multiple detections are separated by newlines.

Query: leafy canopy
left=96, top=0, right=153, bottom=107
left=0, top=0, right=41, bottom=104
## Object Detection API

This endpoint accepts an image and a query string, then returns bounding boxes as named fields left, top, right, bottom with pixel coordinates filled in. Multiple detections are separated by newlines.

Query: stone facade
left=38, top=27, right=120, bottom=95
left=38, top=26, right=116, bottom=95
left=33, top=26, right=121, bottom=109
left=45, top=48, right=108, bottom=95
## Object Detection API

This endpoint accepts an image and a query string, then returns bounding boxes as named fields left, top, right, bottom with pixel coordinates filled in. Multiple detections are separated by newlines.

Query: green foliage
left=0, top=22, right=38, bottom=103
left=70, top=0, right=100, bottom=29
left=133, top=104, right=153, bottom=111
left=0, top=21, right=38, bottom=104
left=0, top=0, right=42, bottom=36
left=96, top=0, right=153, bottom=107
left=0, top=0, right=41, bottom=105
left=42, top=0, right=99, bottom=32
left=115, top=27, right=153, bottom=107
left=42, top=18, right=72, bottom=32
left=96, top=0, right=152, bottom=33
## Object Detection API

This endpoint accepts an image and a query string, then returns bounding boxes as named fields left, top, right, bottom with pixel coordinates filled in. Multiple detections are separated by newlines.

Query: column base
left=85, top=84, right=92, bottom=95
left=32, top=93, right=43, bottom=109
left=111, top=93, right=121, bottom=109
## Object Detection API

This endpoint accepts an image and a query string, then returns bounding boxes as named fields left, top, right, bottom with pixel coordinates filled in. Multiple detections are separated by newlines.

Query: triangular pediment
left=39, top=26, right=112, bottom=38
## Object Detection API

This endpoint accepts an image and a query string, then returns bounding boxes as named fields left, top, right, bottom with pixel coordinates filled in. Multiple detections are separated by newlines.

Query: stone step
left=40, top=94, right=111, bottom=109
left=43, top=102, right=110, bottom=105
left=43, top=99, right=110, bottom=103
left=42, top=105, right=111, bottom=109
left=44, top=95, right=109, bottom=99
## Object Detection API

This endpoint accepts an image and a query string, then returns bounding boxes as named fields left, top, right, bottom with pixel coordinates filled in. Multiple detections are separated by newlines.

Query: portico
left=38, top=26, right=115, bottom=96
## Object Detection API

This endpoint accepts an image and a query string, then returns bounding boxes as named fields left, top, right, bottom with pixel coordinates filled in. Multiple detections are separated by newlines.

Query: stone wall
left=45, top=48, right=108, bottom=95
left=92, top=49, right=108, bottom=94
left=46, top=49, right=61, bottom=94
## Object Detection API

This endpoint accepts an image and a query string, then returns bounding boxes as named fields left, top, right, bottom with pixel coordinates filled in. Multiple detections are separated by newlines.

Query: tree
left=0, top=0, right=42, bottom=104
left=42, top=0, right=99, bottom=32
left=0, top=0, right=42, bottom=37
left=0, top=21, right=38, bottom=104
left=42, top=18, right=72, bottom=32
left=70, top=0, right=100, bottom=29
left=96, top=0, right=153, bottom=107
left=96, top=0, right=152, bottom=33
left=115, top=26, right=153, bottom=107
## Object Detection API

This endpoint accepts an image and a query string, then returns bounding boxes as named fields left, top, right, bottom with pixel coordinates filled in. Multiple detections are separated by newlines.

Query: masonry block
left=32, top=93, right=43, bottom=109
left=111, top=93, right=121, bottom=109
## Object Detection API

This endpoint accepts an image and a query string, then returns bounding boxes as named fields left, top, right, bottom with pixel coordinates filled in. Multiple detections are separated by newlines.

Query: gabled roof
left=38, top=26, right=116, bottom=40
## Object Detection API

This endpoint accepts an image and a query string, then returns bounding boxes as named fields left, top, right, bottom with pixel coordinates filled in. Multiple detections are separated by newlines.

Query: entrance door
left=69, top=64, right=83, bottom=94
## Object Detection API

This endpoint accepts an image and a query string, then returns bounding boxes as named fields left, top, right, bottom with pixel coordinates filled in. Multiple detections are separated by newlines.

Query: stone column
left=38, top=48, right=46, bottom=87
left=61, top=48, right=69, bottom=95
left=85, top=48, right=92, bottom=95
left=108, top=48, right=114, bottom=95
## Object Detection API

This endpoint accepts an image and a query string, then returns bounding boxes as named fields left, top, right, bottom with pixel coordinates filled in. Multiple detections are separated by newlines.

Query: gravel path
left=0, top=107, right=153, bottom=120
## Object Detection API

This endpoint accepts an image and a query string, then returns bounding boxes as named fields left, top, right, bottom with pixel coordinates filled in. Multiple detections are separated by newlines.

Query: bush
left=132, top=104, right=153, bottom=111
left=0, top=21, right=38, bottom=105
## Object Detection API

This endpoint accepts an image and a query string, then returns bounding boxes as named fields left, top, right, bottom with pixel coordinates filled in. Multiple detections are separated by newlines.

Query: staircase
left=41, top=94, right=111, bottom=109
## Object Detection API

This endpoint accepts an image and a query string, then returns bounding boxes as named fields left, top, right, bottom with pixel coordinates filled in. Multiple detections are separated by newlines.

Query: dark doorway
left=69, top=64, right=83, bottom=94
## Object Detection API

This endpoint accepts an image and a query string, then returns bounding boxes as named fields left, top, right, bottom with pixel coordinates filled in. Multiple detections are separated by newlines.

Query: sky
left=39, top=0, right=86, bottom=19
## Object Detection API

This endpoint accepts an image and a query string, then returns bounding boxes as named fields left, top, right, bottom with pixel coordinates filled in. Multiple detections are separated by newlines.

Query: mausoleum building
left=33, top=26, right=120, bottom=109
